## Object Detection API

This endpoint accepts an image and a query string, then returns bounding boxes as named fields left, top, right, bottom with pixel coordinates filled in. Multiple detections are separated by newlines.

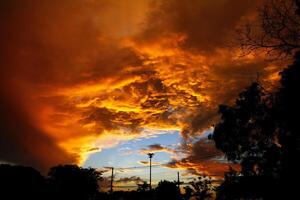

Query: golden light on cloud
left=0, top=0, right=286, bottom=175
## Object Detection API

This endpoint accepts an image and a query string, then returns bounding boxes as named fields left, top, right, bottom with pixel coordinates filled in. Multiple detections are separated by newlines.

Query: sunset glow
left=1, top=0, right=286, bottom=188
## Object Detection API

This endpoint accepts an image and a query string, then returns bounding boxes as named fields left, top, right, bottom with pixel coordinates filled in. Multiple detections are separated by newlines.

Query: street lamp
left=147, top=153, right=154, bottom=190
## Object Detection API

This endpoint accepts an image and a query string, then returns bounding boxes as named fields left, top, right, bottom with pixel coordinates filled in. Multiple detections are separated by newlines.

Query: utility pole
left=177, top=171, right=180, bottom=189
left=147, top=153, right=154, bottom=190
left=110, top=167, right=114, bottom=194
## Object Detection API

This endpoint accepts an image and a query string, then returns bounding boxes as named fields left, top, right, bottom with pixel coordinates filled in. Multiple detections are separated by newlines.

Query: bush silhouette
left=155, top=180, right=181, bottom=200
left=190, top=176, right=215, bottom=200
left=47, top=164, right=101, bottom=200
left=0, top=164, right=46, bottom=200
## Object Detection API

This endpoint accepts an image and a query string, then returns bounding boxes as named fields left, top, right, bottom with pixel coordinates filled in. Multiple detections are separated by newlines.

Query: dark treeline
left=0, top=164, right=215, bottom=200
left=0, top=164, right=101, bottom=200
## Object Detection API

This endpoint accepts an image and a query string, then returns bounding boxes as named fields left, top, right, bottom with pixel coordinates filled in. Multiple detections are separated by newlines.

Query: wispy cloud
left=139, top=143, right=176, bottom=155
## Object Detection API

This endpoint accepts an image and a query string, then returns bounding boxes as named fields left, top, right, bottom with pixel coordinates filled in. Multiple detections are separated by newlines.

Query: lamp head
left=147, top=153, right=154, bottom=158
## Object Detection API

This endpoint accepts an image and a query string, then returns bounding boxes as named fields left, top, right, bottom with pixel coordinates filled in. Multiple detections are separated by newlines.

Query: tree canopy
left=211, top=51, right=300, bottom=199
left=47, top=164, right=102, bottom=200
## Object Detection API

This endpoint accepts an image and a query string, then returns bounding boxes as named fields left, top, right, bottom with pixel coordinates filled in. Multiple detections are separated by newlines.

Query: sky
left=84, top=130, right=184, bottom=190
left=0, top=0, right=285, bottom=189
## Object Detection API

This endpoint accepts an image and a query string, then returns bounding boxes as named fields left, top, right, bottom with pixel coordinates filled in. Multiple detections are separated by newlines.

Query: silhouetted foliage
left=47, top=164, right=102, bottom=200
left=215, top=167, right=277, bottom=200
left=0, top=164, right=46, bottom=200
left=190, top=176, right=215, bottom=200
left=137, top=181, right=149, bottom=192
left=231, top=1, right=300, bottom=197
left=104, top=190, right=153, bottom=200
left=212, top=82, right=280, bottom=175
left=271, top=51, right=300, bottom=197
left=183, top=186, right=193, bottom=200
left=155, top=180, right=181, bottom=200
left=212, top=52, right=300, bottom=199
left=211, top=80, right=285, bottom=199
left=0, top=164, right=186, bottom=200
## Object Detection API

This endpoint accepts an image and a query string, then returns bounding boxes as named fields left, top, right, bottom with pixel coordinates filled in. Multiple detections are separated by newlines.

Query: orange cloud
left=0, top=0, right=286, bottom=174
left=164, top=139, right=241, bottom=178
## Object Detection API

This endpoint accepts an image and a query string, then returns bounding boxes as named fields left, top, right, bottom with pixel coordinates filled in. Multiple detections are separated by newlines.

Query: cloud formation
left=0, top=87, right=76, bottom=171
left=0, top=0, right=145, bottom=171
left=115, top=176, right=144, bottom=184
left=164, top=139, right=240, bottom=177
left=0, top=0, right=284, bottom=175
left=139, top=144, right=176, bottom=155
left=138, top=0, right=260, bottom=53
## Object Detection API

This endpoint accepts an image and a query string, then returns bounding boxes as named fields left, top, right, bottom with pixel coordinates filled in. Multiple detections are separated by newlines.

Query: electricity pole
left=110, top=167, right=114, bottom=193
left=177, top=171, right=180, bottom=189
left=147, top=153, right=154, bottom=190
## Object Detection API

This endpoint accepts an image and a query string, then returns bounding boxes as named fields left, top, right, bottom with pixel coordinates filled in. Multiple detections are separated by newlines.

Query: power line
left=99, top=164, right=164, bottom=171
left=100, top=166, right=224, bottom=177
left=99, top=152, right=224, bottom=171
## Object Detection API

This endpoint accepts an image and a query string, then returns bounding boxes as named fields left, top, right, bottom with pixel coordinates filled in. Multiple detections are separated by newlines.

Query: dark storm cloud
left=0, top=87, right=76, bottom=172
left=0, top=0, right=143, bottom=170
left=139, top=0, right=260, bottom=53
left=0, top=0, right=142, bottom=86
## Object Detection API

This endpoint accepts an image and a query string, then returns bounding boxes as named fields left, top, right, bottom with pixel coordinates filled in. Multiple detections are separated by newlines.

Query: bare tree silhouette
left=237, top=0, right=300, bottom=58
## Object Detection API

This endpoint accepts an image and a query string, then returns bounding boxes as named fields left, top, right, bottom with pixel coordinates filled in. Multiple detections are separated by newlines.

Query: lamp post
left=147, top=153, right=154, bottom=190
left=110, top=167, right=114, bottom=193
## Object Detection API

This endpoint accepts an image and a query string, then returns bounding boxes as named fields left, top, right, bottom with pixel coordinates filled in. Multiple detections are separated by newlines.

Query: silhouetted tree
left=212, top=82, right=281, bottom=175
left=47, top=164, right=101, bottom=200
left=137, top=181, right=149, bottom=193
left=183, top=186, right=193, bottom=200
left=211, top=51, right=300, bottom=198
left=155, top=180, right=181, bottom=200
left=271, top=51, right=300, bottom=197
left=211, top=81, right=287, bottom=198
left=237, top=0, right=300, bottom=58
left=215, top=168, right=240, bottom=200
left=0, top=164, right=46, bottom=200
left=215, top=167, right=277, bottom=200
left=234, top=1, right=300, bottom=196
left=190, top=176, right=215, bottom=200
